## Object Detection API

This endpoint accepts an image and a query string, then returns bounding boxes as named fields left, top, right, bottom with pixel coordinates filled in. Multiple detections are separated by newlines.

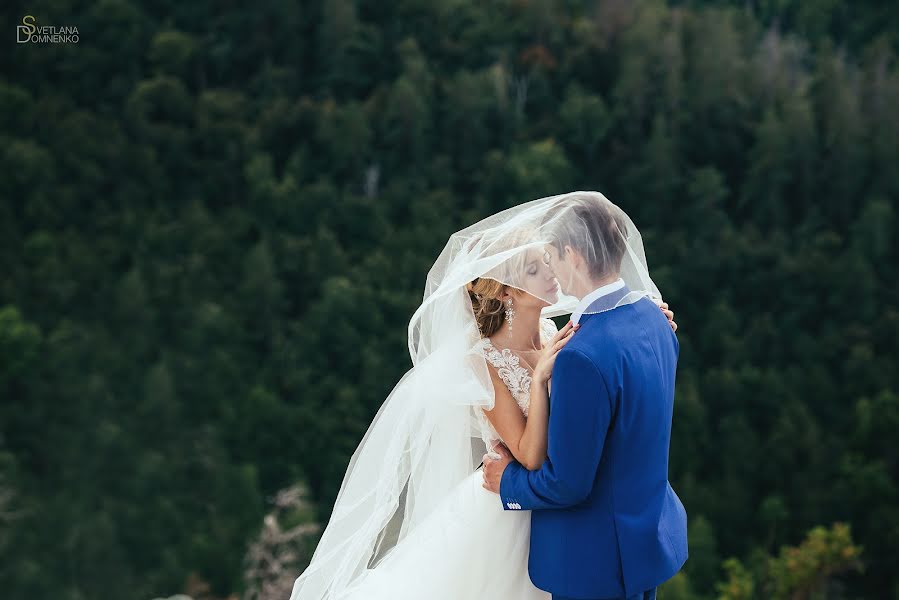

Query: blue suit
left=500, top=287, right=688, bottom=600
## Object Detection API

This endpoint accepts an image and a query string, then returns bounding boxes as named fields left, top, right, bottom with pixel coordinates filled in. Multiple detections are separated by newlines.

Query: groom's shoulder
left=606, top=295, right=670, bottom=329
left=572, top=297, right=669, bottom=349
left=575, top=297, right=643, bottom=333
left=566, top=314, right=627, bottom=361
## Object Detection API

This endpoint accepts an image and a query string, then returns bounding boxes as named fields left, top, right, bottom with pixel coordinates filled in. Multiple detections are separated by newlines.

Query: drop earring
left=504, top=298, right=515, bottom=333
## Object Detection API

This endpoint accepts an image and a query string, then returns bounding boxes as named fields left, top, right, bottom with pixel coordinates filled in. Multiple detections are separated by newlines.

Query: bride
left=289, top=192, right=676, bottom=600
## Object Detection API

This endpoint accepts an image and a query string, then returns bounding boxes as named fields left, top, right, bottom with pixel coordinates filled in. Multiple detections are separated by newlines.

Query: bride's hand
left=534, top=321, right=579, bottom=384
left=653, top=298, right=677, bottom=332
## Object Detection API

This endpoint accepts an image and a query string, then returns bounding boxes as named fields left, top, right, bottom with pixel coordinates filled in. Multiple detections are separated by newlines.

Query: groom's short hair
left=544, top=194, right=629, bottom=279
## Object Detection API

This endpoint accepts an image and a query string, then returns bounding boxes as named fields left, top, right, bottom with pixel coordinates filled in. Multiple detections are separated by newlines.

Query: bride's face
left=511, top=248, right=560, bottom=308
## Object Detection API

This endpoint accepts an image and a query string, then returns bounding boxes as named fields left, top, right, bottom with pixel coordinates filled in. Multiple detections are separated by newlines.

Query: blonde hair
left=466, top=278, right=506, bottom=337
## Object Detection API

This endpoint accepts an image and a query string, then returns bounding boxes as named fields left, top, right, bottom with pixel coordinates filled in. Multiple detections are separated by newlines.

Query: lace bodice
left=480, top=318, right=558, bottom=420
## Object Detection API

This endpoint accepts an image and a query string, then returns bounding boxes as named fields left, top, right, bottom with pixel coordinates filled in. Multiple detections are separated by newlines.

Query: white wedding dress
left=339, top=319, right=559, bottom=600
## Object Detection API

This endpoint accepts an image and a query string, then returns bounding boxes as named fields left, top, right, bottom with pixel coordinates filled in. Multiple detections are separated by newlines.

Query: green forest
left=1, top=0, right=897, bottom=598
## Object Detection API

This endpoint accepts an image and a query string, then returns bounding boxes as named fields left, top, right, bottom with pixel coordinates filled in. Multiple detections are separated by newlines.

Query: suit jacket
left=500, top=288, right=688, bottom=599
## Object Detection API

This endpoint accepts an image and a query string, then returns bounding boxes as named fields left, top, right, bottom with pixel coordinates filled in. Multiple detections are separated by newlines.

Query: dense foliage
left=1, top=1, right=896, bottom=598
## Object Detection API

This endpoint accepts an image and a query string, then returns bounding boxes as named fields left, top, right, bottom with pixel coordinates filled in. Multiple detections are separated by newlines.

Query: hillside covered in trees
left=1, top=0, right=897, bottom=598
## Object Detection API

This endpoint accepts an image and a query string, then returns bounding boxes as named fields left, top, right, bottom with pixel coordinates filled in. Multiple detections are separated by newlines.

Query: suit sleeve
left=499, top=347, right=612, bottom=511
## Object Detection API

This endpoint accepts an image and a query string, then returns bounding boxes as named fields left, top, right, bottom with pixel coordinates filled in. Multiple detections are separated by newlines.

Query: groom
left=482, top=197, right=688, bottom=600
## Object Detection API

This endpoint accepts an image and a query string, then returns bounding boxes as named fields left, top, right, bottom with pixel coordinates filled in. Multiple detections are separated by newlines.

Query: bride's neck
left=492, top=306, right=543, bottom=350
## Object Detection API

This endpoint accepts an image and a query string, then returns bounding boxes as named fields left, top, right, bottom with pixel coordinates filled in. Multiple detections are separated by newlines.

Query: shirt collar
left=571, top=278, right=626, bottom=324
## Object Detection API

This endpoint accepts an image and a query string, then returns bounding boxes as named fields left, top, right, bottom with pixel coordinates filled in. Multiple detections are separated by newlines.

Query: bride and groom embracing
left=290, top=192, right=688, bottom=600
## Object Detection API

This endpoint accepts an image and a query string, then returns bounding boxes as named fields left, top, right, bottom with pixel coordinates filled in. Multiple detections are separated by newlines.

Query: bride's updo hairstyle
left=466, top=277, right=507, bottom=337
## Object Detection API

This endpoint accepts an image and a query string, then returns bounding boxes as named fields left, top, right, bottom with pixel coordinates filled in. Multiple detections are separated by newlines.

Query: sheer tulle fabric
left=289, top=191, right=659, bottom=600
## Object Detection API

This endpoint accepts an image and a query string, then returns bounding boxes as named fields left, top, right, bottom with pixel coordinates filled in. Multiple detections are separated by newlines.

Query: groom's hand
left=482, top=444, right=514, bottom=494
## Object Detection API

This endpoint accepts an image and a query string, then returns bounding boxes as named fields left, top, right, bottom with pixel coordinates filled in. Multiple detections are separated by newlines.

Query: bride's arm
left=482, top=369, right=548, bottom=471
left=482, top=321, right=577, bottom=470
